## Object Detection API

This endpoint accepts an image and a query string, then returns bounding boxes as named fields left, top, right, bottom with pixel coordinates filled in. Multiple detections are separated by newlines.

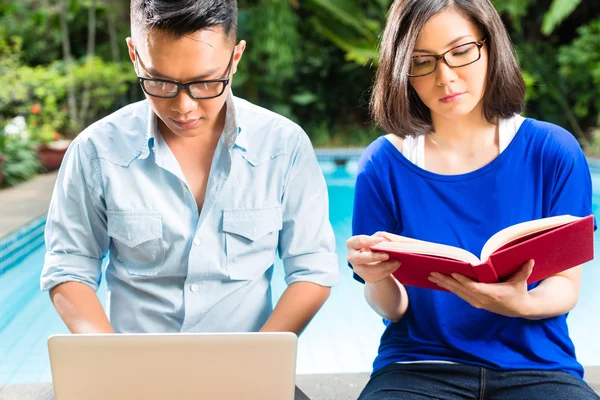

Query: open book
left=370, top=214, right=595, bottom=291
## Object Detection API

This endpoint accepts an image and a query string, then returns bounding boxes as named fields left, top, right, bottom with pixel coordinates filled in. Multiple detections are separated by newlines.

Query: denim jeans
left=358, top=362, right=599, bottom=400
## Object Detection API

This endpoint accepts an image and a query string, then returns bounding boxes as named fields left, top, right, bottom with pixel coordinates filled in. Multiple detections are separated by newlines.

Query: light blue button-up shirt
left=41, top=92, right=339, bottom=333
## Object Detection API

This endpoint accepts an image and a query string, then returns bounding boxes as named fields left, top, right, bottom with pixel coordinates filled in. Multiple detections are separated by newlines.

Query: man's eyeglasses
left=134, top=49, right=235, bottom=99
left=408, top=38, right=487, bottom=78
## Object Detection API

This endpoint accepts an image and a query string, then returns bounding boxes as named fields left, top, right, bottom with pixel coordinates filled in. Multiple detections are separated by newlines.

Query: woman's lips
left=439, top=93, right=465, bottom=104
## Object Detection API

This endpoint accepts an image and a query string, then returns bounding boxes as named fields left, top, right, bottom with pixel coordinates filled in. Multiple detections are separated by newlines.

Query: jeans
left=358, top=362, right=600, bottom=400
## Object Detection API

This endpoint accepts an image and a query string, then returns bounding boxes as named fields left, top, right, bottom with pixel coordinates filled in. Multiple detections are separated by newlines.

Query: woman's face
left=409, top=9, right=488, bottom=121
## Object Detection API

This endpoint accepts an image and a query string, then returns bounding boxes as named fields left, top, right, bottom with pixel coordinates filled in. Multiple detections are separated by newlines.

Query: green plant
left=0, top=1, right=62, bottom=66
left=305, top=0, right=391, bottom=66
left=0, top=54, right=135, bottom=139
left=236, top=0, right=301, bottom=119
left=0, top=129, right=6, bottom=173
left=0, top=130, right=40, bottom=187
left=557, top=19, right=600, bottom=128
left=542, top=0, right=584, bottom=36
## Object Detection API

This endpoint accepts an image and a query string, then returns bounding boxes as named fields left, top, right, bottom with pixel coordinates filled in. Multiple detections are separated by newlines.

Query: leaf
left=291, top=91, right=319, bottom=106
left=310, top=18, right=379, bottom=65
left=308, top=0, right=377, bottom=42
left=542, top=0, right=583, bottom=36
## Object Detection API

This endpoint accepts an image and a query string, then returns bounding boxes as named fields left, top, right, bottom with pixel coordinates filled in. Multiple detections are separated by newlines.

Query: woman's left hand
left=428, top=259, right=535, bottom=318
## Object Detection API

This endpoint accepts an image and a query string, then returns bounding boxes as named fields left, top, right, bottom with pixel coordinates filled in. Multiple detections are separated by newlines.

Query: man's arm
left=41, top=139, right=111, bottom=332
left=50, top=282, right=114, bottom=333
left=269, top=130, right=340, bottom=334
left=260, top=282, right=330, bottom=335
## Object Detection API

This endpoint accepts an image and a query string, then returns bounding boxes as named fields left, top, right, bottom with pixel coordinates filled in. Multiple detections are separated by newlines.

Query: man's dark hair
left=131, top=0, right=237, bottom=44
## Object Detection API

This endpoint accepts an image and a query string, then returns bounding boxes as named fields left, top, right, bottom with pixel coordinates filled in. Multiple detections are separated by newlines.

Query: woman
left=347, top=0, right=599, bottom=398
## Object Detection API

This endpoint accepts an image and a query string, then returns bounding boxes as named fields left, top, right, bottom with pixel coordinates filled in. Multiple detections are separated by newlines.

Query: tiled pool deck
left=0, top=170, right=598, bottom=399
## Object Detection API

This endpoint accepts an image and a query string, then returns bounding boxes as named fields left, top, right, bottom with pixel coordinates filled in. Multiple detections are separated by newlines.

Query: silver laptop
left=48, top=332, right=298, bottom=400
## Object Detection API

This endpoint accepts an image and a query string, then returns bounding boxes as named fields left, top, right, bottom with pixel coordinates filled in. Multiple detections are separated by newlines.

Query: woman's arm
left=521, top=266, right=581, bottom=320
left=347, top=235, right=407, bottom=321
left=365, top=274, right=409, bottom=322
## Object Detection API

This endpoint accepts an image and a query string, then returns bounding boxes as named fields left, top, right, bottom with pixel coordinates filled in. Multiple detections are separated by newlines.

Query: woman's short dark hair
left=371, top=0, right=525, bottom=138
left=130, top=0, right=237, bottom=45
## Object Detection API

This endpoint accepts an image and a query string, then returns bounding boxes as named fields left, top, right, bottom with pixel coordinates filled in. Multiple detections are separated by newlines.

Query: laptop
left=48, top=332, right=298, bottom=400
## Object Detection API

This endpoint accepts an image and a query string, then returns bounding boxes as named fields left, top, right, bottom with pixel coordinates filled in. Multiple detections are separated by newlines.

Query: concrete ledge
left=1, top=368, right=597, bottom=400
left=0, top=384, right=53, bottom=400
left=587, top=367, right=600, bottom=393
left=0, top=172, right=57, bottom=239
left=297, top=373, right=369, bottom=399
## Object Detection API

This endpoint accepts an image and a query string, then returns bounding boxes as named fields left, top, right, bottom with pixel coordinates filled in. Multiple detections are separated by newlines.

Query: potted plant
left=37, top=136, right=71, bottom=171
left=0, top=116, right=40, bottom=187
left=0, top=127, right=5, bottom=187
left=28, top=104, right=71, bottom=171
left=0, top=153, right=6, bottom=187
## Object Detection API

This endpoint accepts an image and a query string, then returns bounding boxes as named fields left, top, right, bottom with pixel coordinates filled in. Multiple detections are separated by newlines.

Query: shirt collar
left=224, top=90, right=246, bottom=151
left=139, top=90, right=246, bottom=160
left=138, top=104, right=157, bottom=160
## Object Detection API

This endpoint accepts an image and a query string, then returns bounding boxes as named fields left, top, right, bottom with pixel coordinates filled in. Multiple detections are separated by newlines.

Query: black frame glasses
left=408, top=38, right=487, bottom=78
left=134, top=48, right=235, bottom=99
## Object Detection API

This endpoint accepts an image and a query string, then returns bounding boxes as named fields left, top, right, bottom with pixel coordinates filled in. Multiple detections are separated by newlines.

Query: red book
left=370, top=215, right=595, bottom=291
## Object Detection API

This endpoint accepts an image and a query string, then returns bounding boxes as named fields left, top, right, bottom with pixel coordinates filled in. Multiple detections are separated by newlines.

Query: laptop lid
left=48, top=332, right=297, bottom=400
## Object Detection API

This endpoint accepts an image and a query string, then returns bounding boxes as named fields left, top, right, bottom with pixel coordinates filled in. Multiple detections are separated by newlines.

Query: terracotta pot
left=38, top=140, right=71, bottom=172
left=0, top=155, right=5, bottom=187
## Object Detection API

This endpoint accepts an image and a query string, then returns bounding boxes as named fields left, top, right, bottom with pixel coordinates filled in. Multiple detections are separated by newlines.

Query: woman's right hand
left=346, top=233, right=401, bottom=283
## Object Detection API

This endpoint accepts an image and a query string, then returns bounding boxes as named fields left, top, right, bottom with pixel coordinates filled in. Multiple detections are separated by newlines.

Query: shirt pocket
left=223, top=206, right=282, bottom=280
left=107, top=210, right=166, bottom=277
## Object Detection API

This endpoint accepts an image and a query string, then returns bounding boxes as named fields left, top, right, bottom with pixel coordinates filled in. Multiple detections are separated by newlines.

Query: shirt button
left=193, top=238, right=200, bottom=246
left=190, top=284, right=199, bottom=292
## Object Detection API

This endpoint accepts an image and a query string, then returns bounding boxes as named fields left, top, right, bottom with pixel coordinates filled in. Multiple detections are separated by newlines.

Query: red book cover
left=371, top=215, right=595, bottom=291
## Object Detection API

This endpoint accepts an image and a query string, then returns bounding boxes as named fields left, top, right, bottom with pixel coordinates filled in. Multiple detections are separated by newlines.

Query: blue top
left=41, top=91, right=339, bottom=333
left=352, top=118, right=594, bottom=378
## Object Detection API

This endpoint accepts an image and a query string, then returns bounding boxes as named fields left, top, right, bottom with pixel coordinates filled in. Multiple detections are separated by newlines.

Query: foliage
left=1, top=137, right=41, bottom=187
left=557, top=19, right=600, bottom=129
left=0, top=1, right=62, bottom=66
left=0, top=0, right=130, bottom=66
left=308, top=0, right=599, bottom=143
left=542, top=0, right=584, bottom=35
left=236, top=0, right=300, bottom=119
left=0, top=49, right=136, bottom=139
left=304, top=0, right=391, bottom=66
left=0, top=117, right=40, bottom=187
left=1, top=0, right=598, bottom=156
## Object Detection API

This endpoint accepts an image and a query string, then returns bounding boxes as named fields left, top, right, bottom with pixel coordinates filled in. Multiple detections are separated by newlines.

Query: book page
left=371, top=233, right=481, bottom=265
left=480, top=215, right=581, bottom=261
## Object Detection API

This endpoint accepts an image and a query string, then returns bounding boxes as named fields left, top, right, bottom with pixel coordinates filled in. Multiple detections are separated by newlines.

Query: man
left=41, top=0, right=338, bottom=337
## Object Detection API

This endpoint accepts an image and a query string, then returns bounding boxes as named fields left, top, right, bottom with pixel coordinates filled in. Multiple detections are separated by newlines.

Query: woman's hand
left=347, top=233, right=408, bottom=321
left=428, top=260, right=536, bottom=318
left=346, top=233, right=401, bottom=283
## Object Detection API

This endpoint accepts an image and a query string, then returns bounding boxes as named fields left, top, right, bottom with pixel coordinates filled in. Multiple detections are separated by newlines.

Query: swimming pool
left=0, top=158, right=599, bottom=385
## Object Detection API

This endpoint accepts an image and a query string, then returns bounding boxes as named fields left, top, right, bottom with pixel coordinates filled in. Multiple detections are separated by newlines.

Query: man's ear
left=231, top=40, right=247, bottom=75
left=126, top=37, right=136, bottom=64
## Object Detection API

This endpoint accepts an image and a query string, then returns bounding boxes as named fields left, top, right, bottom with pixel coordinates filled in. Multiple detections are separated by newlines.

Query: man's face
left=127, top=28, right=245, bottom=139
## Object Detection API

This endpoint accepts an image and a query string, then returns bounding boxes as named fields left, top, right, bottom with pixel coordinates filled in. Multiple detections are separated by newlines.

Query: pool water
left=0, top=159, right=599, bottom=385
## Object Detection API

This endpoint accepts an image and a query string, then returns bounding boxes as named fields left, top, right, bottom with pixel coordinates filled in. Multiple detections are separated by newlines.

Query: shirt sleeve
left=40, top=138, right=109, bottom=292
left=351, top=145, right=398, bottom=283
left=545, top=131, right=595, bottom=228
left=277, top=130, right=339, bottom=287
